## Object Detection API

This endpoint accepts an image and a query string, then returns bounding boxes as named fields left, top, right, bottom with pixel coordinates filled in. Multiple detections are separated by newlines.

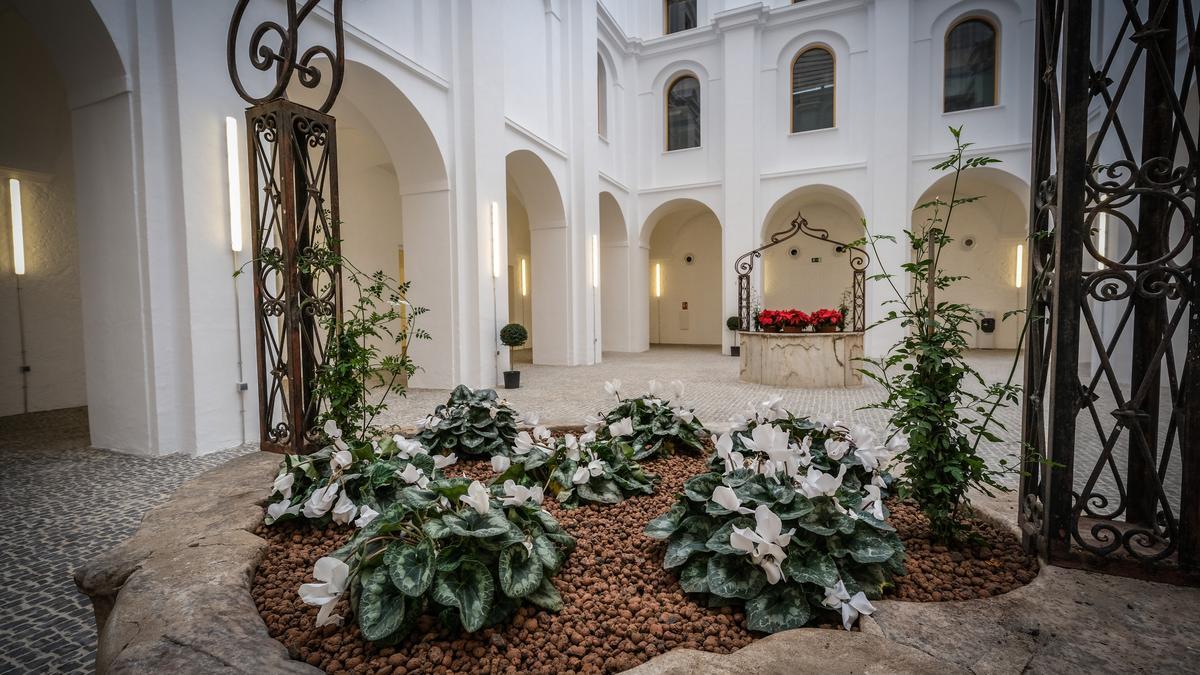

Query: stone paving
left=0, top=408, right=254, bottom=675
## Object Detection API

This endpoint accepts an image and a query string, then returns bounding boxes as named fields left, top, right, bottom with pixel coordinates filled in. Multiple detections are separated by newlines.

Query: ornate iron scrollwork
left=1020, top=0, right=1198, bottom=582
left=734, top=212, right=870, bottom=332
left=227, top=0, right=345, bottom=113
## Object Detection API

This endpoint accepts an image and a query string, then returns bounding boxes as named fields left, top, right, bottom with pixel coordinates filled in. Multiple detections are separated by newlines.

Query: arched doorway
left=641, top=199, right=722, bottom=347
left=505, top=150, right=569, bottom=365
left=294, top=61, right=454, bottom=388
left=599, top=191, right=631, bottom=352
left=911, top=168, right=1028, bottom=349
left=0, top=1, right=148, bottom=452
left=759, top=185, right=865, bottom=318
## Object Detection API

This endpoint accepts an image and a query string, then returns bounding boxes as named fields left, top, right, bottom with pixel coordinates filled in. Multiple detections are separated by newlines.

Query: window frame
left=664, top=0, right=698, bottom=35
left=942, top=15, right=1000, bottom=113
left=664, top=73, right=702, bottom=152
left=789, top=45, right=837, bottom=134
left=597, top=54, right=608, bottom=140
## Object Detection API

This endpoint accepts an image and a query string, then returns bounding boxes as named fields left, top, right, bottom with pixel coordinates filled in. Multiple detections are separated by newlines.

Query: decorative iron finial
left=227, top=0, right=346, bottom=113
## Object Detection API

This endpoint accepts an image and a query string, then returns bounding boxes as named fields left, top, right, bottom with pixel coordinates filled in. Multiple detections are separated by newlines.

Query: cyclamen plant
left=297, top=477, right=576, bottom=641
left=415, top=385, right=521, bottom=457
left=646, top=399, right=905, bottom=633
left=264, top=420, right=458, bottom=529
left=590, top=379, right=708, bottom=460
left=490, top=423, right=658, bottom=508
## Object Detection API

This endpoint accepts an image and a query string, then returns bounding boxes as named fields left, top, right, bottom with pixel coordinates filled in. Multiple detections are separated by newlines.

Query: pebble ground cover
left=253, top=454, right=1037, bottom=674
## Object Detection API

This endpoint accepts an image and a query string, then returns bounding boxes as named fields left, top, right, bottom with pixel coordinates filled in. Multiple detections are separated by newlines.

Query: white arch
left=641, top=198, right=724, bottom=347
left=599, top=191, right=633, bottom=352
left=506, top=150, right=570, bottom=365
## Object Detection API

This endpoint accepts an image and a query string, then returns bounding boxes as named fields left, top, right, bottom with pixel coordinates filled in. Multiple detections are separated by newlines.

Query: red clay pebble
left=252, top=454, right=1037, bottom=673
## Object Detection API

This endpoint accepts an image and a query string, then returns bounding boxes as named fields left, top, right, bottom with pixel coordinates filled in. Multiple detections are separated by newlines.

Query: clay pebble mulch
left=883, top=499, right=1039, bottom=602
left=252, top=457, right=1037, bottom=674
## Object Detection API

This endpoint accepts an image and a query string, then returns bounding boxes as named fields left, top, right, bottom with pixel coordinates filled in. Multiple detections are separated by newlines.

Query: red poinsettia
left=810, top=308, right=844, bottom=328
left=782, top=309, right=811, bottom=328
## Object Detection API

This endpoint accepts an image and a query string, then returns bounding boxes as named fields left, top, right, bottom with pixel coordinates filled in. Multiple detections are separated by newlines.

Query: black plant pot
left=503, top=370, right=521, bottom=389
left=730, top=346, right=741, bottom=357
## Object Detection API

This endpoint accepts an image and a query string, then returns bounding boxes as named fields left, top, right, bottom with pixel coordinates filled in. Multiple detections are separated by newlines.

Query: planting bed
left=253, top=456, right=1037, bottom=674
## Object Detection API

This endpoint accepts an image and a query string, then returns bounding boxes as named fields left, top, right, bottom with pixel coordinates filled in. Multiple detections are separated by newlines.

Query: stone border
left=76, top=450, right=968, bottom=675
left=74, top=451, right=320, bottom=674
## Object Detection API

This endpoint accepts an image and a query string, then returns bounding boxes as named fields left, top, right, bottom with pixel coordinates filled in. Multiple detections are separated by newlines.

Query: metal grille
left=1020, top=0, right=1199, bottom=582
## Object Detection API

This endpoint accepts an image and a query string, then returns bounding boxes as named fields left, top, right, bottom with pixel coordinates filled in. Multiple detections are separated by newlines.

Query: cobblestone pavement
left=0, top=408, right=254, bottom=675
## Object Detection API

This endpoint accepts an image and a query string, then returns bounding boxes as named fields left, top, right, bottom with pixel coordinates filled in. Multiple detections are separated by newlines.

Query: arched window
left=665, top=0, right=697, bottom=35
left=597, top=55, right=608, bottom=138
left=791, top=47, right=835, bottom=133
left=666, top=75, right=701, bottom=151
left=944, top=17, right=997, bottom=112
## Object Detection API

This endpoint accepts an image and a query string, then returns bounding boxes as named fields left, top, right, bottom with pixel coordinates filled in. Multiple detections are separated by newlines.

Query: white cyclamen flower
left=303, top=483, right=339, bottom=519
left=670, top=380, right=685, bottom=401
left=563, top=433, right=578, bottom=449
left=854, top=443, right=891, bottom=473
left=322, top=419, right=350, bottom=451
left=797, top=464, right=848, bottom=499
left=533, top=425, right=552, bottom=442
left=518, top=411, right=540, bottom=427
left=433, top=453, right=457, bottom=469
left=331, top=490, right=357, bottom=525
left=501, top=479, right=544, bottom=506
left=608, top=417, right=634, bottom=438
left=266, top=498, right=300, bottom=524
left=354, top=505, right=380, bottom=528
left=330, top=449, right=355, bottom=473
left=398, top=463, right=429, bottom=488
left=514, top=431, right=536, bottom=455
left=742, top=424, right=791, bottom=454
left=822, top=580, right=876, bottom=630
left=824, top=437, right=851, bottom=461
left=730, top=505, right=795, bottom=585
left=298, top=556, right=350, bottom=627
left=460, top=480, right=491, bottom=515
left=604, top=379, right=622, bottom=399
left=861, top=484, right=885, bottom=520
left=673, top=407, right=695, bottom=424
left=647, top=380, right=663, bottom=398
left=579, top=430, right=597, bottom=445
left=715, top=433, right=750, bottom=474
left=583, top=413, right=605, bottom=433
left=887, top=433, right=910, bottom=454
left=272, top=471, right=295, bottom=499
left=571, top=459, right=606, bottom=485
left=392, top=436, right=427, bottom=459
left=491, top=455, right=511, bottom=474
left=711, top=485, right=754, bottom=515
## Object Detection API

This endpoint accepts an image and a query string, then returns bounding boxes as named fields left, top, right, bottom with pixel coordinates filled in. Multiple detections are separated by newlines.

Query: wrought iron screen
left=229, top=0, right=346, bottom=453
left=1020, top=0, right=1198, bottom=582
left=734, top=213, right=868, bottom=332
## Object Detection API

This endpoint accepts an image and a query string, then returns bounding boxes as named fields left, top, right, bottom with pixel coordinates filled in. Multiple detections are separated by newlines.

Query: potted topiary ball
left=499, top=323, right=528, bottom=389
left=726, top=316, right=742, bottom=357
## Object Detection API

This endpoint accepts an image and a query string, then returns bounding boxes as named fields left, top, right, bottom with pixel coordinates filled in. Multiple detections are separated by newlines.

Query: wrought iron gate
left=228, top=0, right=346, bottom=454
left=1020, top=0, right=1199, bottom=582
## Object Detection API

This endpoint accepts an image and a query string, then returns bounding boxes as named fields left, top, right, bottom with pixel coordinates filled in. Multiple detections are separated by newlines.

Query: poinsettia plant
left=264, top=420, right=458, bottom=528
left=645, top=400, right=906, bottom=633
left=490, top=425, right=658, bottom=508
left=297, top=478, right=576, bottom=641
left=810, top=308, right=844, bottom=330
left=588, top=379, right=708, bottom=460
left=415, top=385, right=521, bottom=457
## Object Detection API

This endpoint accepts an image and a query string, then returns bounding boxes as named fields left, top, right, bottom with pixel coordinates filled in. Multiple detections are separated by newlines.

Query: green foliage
left=264, top=429, right=453, bottom=527
left=646, top=411, right=903, bottom=633
left=416, top=385, right=520, bottom=457
left=856, top=127, right=1021, bottom=543
left=330, top=479, right=575, bottom=642
left=500, top=323, right=529, bottom=348
left=493, top=428, right=658, bottom=508
left=593, top=380, right=709, bottom=460
left=727, top=316, right=742, bottom=331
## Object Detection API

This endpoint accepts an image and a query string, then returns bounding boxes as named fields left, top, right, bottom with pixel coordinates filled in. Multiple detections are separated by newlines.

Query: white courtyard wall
left=3, top=0, right=1043, bottom=455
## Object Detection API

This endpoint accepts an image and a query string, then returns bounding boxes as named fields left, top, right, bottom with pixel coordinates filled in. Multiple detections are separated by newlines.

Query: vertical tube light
left=225, top=117, right=244, bottom=252
left=9, top=178, right=25, bottom=275
left=1014, top=244, right=1024, bottom=288
left=591, top=234, right=600, bottom=288
left=520, top=258, right=528, bottom=296
left=1096, top=212, right=1108, bottom=270
left=654, top=262, right=662, bottom=297
left=490, top=201, right=501, bottom=278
